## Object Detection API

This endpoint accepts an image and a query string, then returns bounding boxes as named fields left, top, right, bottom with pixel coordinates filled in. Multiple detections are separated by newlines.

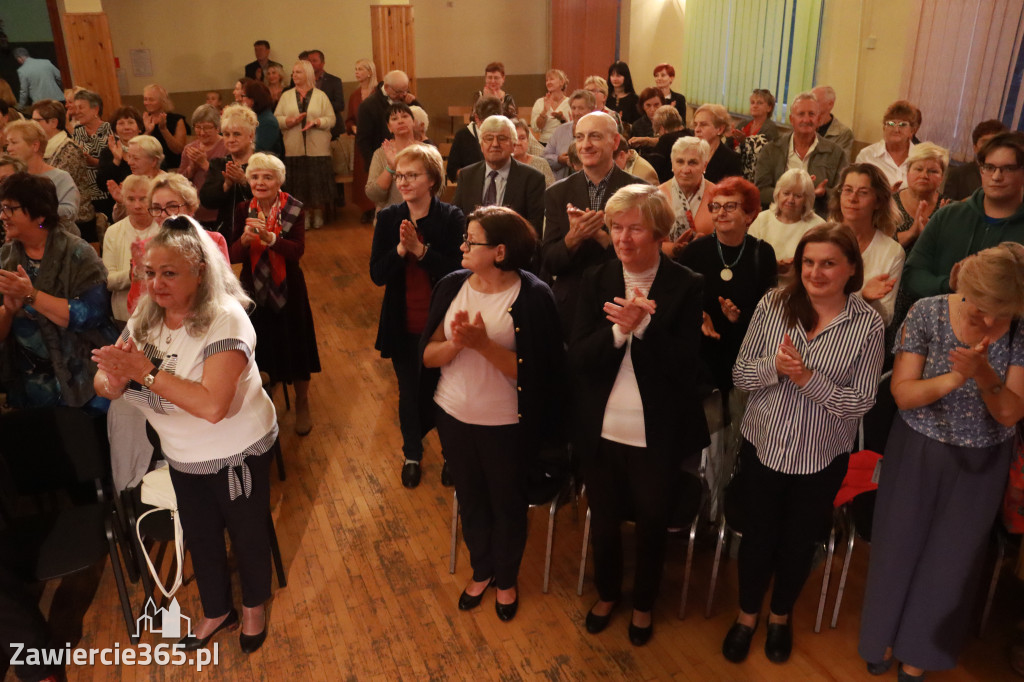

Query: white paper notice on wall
left=130, top=49, right=153, bottom=78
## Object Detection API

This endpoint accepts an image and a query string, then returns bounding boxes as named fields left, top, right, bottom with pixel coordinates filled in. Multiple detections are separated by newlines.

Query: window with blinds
left=681, top=0, right=824, bottom=122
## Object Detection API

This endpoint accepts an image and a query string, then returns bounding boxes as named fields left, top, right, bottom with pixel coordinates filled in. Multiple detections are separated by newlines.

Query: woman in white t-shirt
left=423, top=206, right=566, bottom=623
left=101, top=174, right=158, bottom=324
left=92, top=216, right=277, bottom=655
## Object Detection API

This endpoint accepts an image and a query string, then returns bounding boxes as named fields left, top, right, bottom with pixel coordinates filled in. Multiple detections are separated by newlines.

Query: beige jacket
left=274, top=87, right=336, bottom=157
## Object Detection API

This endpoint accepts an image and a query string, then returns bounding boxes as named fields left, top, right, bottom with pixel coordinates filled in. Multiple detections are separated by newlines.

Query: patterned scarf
left=247, top=191, right=303, bottom=312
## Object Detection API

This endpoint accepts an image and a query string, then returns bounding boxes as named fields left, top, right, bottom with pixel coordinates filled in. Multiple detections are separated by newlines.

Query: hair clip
left=163, top=215, right=194, bottom=231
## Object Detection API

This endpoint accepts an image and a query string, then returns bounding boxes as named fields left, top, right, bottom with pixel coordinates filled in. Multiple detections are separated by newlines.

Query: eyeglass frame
left=462, top=234, right=495, bottom=248
left=148, top=202, right=186, bottom=217
left=707, top=201, right=743, bottom=214
left=0, top=203, right=24, bottom=217
left=979, top=163, right=1024, bottom=175
left=883, top=120, right=913, bottom=129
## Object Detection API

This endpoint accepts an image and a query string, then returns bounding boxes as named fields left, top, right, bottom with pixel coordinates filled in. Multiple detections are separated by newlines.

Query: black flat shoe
left=585, top=601, right=615, bottom=634
left=401, top=461, right=421, bottom=489
left=722, top=621, right=756, bottom=663
left=867, top=657, right=895, bottom=675
left=458, top=578, right=493, bottom=610
left=239, top=625, right=267, bottom=654
left=628, top=620, right=653, bottom=646
left=178, top=609, right=238, bottom=651
left=440, top=461, right=454, bottom=487
left=495, top=590, right=519, bottom=622
left=765, top=621, right=793, bottom=663
left=897, top=664, right=926, bottom=681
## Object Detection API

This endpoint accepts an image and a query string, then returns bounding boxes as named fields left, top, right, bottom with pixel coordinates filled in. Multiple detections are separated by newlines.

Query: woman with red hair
left=653, top=63, right=686, bottom=114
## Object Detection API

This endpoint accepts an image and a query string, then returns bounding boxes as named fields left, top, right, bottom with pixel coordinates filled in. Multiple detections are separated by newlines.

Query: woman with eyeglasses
left=860, top=243, right=1024, bottom=681
left=829, top=163, right=906, bottom=326
left=0, top=172, right=117, bottom=412
left=855, top=100, right=921, bottom=189
left=422, top=205, right=565, bottom=621
left=229, top=153, right=320, bottom=436
left=723, top=223, right=884, bottom=665
left=199, top=104, right=256, bottom=240
left=371, top=143, right=463, bottom=487
left=178, top=105, right=225, bottom=230
left=366, top=102, right=420, bottom=217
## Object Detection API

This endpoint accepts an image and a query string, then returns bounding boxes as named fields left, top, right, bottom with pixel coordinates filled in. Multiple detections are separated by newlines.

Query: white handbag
left=135, top=463, right=184, bottom=598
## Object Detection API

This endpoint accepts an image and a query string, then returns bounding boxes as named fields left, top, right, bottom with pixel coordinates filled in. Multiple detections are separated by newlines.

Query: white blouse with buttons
left=434, top=278, right=522, bottom=425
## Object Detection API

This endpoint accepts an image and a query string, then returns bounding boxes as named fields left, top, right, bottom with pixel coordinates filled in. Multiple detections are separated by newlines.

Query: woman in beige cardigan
left=274, top=60, right=336, bottom=229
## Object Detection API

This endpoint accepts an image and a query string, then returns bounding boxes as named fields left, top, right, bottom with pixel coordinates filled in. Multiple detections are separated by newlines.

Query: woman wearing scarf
left=229, top=153, right=320, bottom=436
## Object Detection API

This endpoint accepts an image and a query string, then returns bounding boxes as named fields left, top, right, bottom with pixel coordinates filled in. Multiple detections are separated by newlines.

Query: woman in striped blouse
left=721, top=223, right=885, bottom=665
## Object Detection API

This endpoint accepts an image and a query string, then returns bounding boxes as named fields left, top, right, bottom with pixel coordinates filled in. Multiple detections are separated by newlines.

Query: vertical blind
left=681, top=0, right=824, bottom=122
left=904, top=0, right=1024, bottom=161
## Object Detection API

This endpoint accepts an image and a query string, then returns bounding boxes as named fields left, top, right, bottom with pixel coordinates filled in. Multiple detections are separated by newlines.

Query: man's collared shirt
left=482, top=158, right=512, bottom=206
left=787, top=134, right=819, bottom=172
left=585, top=165, right=616, bottom=211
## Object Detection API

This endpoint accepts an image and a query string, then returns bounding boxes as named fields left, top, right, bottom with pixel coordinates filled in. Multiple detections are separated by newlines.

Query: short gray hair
left=906, top=141, right=950, bottom=175
left=813, top=85, right=836, bottom=104
left=129, top=135, right=164, bottom=163
left=569, top=89, right=596, bottom=110
left=0, top=154, right=27, bottom=173
left=383, top=70, right=409, bottom=88
left=479, top=115, right=516, bottom=141
left=771, top=168, right=817, bottom=221
left=791, top=91, right=819, bottom=109
left=220, top=103, right=257, bottom=135
left=73, top=90, right=104, bottom=116
left=245, top=152, right=286, bottom=185
left=670, top=136, right=711, bottom=164
left=191, top=104, right=221, bottom=131
left=653, top=105, right=683, bottom=133
left=13, top=48, right=29, bottom=60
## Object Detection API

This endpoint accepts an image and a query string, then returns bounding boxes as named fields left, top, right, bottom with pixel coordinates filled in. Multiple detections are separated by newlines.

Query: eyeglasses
left=394, top=172, right=422, bottom=183
left=0, top=203, right=23, bottom=216
left=707, top=201, right=742, bottom=214
left=193, top=123, right=217, bottom=133
left=884, top=120, right=912, bottom=129
left=481, top=135, right=512, bottom=145
left=462, top=234, right=494, bottom=248
left=841, top=186, right=874, bottom=199
left=979, top=163, right=1024, bottom=175
left=148, top=203, right=185, bottom=217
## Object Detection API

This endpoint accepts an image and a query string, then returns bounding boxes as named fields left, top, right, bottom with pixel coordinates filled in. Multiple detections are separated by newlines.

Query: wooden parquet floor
left=9, top=204, right=1024, bottom=681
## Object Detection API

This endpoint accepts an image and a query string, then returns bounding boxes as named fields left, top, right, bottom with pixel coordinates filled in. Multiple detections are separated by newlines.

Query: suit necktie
left=483, top=169, right=498, bottom=206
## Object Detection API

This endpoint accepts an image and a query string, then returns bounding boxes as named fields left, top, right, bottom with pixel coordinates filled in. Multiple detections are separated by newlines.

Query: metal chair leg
left=679, top=514, right=698, bottom=619
left=577, top=506, right=591, bottom=596
left=449, top=492, right=459, bottom=574
left=831, top=510, right=856, bottom=629
left=706, top=515, right=727, bottom=618
left=815, top=522, right=837, bottom=633
left=106, top=511, right=139, bottom=644
left=543, top=494, right=558, bottom=593
left=979, top=529, right=1006, bottom=636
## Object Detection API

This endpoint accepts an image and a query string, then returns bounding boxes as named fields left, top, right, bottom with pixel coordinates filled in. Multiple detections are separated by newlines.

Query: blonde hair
left=652, top=105, right=683, bottom=134
left=143, top=83, right=172, bottom=110
left=906, top=141, right=950, bottom=175
left=3, top=119, right=47, bottom=151
left=220, top=103, right=258, bottom=135
left=292, top=60, right=315, bottom=88
left=545, top=68, right=569, bottom=91
left=771, top=168, right=817, bottom=221
left=584, top=75, right=608, bottom=96
left=394, top=143, right=445, bottom=196
left=245, top=152, right=286, bottom=185
left=604, top=183, right=674, bottom=239
left=355, top=58, right=377, bottom=84
left=671, top=136, right=711, bottom=165
left=149, top=173, right=199, bottom=212
left=128, top=135, right=164, bottom=164
left=695, top=103, right=733, bottom=136
left=265, top=64, right=286, bottom=84
left=121, top=174, right=153, bottom=197
left=957, top=242, right=1024, bottom=318
left=133, top=216, right=251, bottom=340
left=409, top=105, right=429, bottom=135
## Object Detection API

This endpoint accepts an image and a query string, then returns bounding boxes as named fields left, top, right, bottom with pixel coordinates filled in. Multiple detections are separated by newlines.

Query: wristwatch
left=24, top=289, right=36, bottom=306
left=143, top=366, right=160, bottom=388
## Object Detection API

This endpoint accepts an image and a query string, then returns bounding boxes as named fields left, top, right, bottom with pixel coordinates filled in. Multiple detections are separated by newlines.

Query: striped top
left=733, top=289, right=885, bottom=474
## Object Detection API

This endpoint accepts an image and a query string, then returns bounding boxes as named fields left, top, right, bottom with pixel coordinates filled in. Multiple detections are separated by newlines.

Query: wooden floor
left=11, top=204, right=1024, bottom=681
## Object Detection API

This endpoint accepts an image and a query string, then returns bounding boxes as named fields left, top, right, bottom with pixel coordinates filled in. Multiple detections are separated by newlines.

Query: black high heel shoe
left=179, top=609, right=238, bottom=651
left=628, top=615, right=653, bottom=646
left=585, top=601, right=616, bottom=634
left=458, top=578, right=494, bottom=611
left=239, top=625, right=268, bottom=654
left=495, top=586, right=518, bottom=622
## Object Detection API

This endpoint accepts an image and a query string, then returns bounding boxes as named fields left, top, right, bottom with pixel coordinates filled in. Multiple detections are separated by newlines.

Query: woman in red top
left=346, top=58, right=379, bottom=223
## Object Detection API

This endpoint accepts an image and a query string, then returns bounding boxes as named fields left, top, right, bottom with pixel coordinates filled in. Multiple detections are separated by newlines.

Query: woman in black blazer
left=370, top=143, right=464, bottom=488
left=571, top=183, right=710, bottom=646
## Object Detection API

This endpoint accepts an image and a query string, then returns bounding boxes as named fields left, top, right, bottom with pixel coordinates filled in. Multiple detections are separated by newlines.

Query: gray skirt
left=858, top=414, right=1012, bottom=671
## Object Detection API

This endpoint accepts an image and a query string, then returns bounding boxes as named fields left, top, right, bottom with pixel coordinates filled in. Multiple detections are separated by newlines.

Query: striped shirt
left=733, top=289, right=885, bottom=474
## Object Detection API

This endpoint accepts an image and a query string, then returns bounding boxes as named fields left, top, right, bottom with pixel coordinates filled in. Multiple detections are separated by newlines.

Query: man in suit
left=452, top=115, right=545, bottom=234
left=541, top=111, right=646, bottom=325
left=244, top=40, right=282, bottom=83
left=356, top=70, right=420, bottom=168
left=812, top=85, right=855, bottom=159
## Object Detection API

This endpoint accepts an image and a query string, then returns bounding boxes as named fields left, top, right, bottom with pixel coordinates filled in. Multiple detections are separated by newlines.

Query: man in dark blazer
left=452, top=115, right=546, bottom=235
left=244, top=40, right=282, bottom=83
left=541, top=111, right=647, bottom=325
left=356, top=70, right=420, bottom=167
left=307, top=50, right=345, bottom=139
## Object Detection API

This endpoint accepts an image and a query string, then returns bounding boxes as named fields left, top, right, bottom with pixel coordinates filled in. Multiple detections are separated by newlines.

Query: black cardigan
left=199, top=156, right=253, bottom=238
left=569, top=255, right=710, bottom=462
left=370, top=197, right=465, bottom=357
left=419, top=269, right=568, bottom=449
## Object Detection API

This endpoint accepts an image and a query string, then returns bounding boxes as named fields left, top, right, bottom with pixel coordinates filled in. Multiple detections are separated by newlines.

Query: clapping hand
left=301, top=117, right=319, bottom=132
left=382, top=139, right=398, bottom=168
left=701, top=311, right=720, bottom=339
left=565, top=204, right=607, bottom=249
left=719, top=297, right=740, bottom=323
left=92, top=337, right=150, bottom=387
left=450, top=310, right=488, bottom=350
left=224, top=161, right=246, bottom=185
left=861, top=273, right=894, bottom=302
left=0, top=265, right=31, bottom=309
left=184, top=144, right=209, bottom=171
left=397, top=219, right=423, bottom=258
left=604, top=287, right=656, bottom=333
left=107, top=180, right=123, bottom=204
left=286, top=112, right=307, bottom=129
left=949, top=337, right=991, bottom=380
left=810, top=174, right=828, bottom=196
left=776, top=333, right=811, bottom=384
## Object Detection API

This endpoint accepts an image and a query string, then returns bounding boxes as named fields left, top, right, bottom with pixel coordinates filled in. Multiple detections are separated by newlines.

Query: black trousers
left=391, top=332, right=427, bottom=462
left=169, top=446, right=273, bottom=617
left=583, top=438, right=683, bottom=612
left=736, top=440, right=848, bottom=616
left=436, top=408, right=527, bottom=590
left=0, top=563, right=59, bottom=681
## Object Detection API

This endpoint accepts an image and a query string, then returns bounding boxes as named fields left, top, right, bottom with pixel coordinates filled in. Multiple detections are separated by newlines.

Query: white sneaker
left=312, top=210, right=323, bottom=230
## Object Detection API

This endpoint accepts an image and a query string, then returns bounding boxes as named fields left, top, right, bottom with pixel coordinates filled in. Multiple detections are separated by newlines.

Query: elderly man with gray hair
left=452, top=115, right=546, bottom=234
left=754, top=91, right=847, bottom=217
left=13, top=48, right=64, bottom=110
left=355, top=69, right=420, bottom=167
left=543, top=89, right=597, bottom=180
left=812, top=85, right=855, bottom=158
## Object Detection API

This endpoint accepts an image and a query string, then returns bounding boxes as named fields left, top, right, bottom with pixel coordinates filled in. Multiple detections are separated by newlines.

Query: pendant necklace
left=715, top=232, right=747, bottom=281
